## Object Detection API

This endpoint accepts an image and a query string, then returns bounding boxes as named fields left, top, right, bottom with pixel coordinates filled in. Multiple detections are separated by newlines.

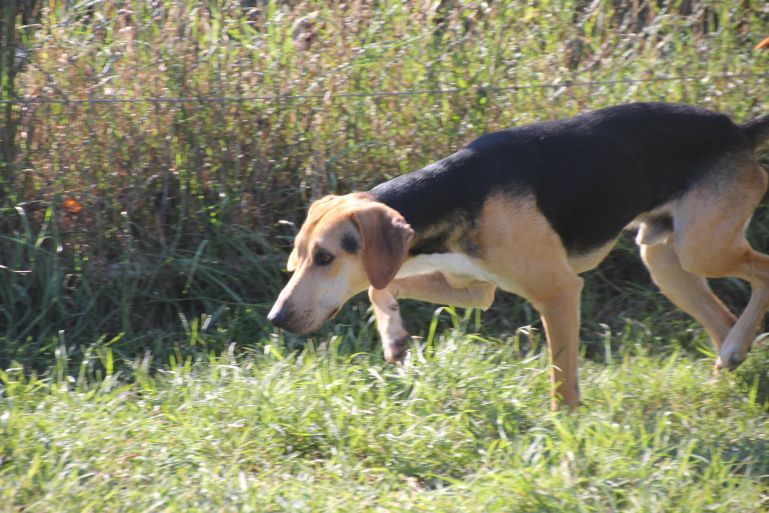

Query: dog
left=269, top=102, right=769, bottom=410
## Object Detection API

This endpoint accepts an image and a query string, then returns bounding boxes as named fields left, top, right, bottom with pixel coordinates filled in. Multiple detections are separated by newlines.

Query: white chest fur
left=396, top=253, right=497, bottom=288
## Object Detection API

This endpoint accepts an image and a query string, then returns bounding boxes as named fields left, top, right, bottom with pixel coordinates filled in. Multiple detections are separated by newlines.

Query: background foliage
left=1, top=0, right=769, bottom=369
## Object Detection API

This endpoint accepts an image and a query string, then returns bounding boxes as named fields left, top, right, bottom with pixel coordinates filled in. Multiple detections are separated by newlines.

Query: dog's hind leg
left=640, top=238, right=737, bottom=352
left=671, top=159, right=769, bottom=371
left=715, top=248, right=769, bottom=370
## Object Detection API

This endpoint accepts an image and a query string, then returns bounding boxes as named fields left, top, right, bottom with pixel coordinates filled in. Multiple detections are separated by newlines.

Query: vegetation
left=2, top=331, right=769, bottom=512
left=1, top=1, right=769, bottom=365
left=1, top=1, right=769, bottom=510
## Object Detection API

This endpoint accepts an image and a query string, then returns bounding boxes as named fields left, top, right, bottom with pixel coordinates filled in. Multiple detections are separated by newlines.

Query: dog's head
left=268, top=193, right=414, bottom=334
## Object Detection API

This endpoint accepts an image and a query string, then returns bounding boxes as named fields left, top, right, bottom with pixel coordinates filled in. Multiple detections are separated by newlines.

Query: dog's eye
left=314, top=251, right=334, bottom=266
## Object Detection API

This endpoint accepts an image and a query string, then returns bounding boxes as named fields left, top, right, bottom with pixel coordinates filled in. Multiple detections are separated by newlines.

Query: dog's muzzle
left=267, top=303, right=291, bottom=329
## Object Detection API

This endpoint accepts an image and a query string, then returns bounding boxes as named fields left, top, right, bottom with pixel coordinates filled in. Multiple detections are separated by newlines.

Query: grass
left=2, top=328, right=769, bottom=512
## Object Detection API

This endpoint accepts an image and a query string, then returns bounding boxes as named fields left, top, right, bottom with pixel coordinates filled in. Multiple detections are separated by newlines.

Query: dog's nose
left=267, top=304, right=289, bottom=329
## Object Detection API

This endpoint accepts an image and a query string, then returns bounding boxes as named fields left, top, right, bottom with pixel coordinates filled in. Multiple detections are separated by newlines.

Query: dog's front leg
left=368, top=286, right=411, bottom=363
left=369, top=273, right=496, bottom=362
left=533, top=275, right=584, bottom=411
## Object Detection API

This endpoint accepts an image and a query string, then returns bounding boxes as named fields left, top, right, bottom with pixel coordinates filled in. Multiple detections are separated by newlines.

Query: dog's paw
left=716, top=346, right=750, bottom=372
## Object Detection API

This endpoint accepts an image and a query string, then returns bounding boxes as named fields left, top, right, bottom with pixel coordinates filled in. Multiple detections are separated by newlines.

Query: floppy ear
left=353, top=204, right=414, bottom=290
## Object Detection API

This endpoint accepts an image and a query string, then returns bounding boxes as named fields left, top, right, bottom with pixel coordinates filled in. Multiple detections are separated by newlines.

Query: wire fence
left=3, top=65, right=769, bottom=308
left=3, top=71, right=768, bottom=106
left=4, top=67, right=768, bottom=228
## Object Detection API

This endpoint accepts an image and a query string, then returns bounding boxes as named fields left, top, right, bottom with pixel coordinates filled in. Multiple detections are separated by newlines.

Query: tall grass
left=1, top=1, right=769, bottom=369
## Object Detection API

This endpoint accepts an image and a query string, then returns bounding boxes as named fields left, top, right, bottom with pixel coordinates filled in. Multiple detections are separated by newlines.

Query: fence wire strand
left=2, top=71, right=767, bottom=106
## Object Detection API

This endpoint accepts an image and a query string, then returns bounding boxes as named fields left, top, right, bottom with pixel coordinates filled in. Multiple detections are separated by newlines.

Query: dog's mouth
left=277, top=307, right=342, bottom=335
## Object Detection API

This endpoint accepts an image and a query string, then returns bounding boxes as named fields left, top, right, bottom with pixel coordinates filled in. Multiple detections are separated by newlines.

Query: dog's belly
left=566, top=239, right=617, bottom=274
left=396, top=253, right=498, bottom=289
left=397, top=242, right=618, bottom=294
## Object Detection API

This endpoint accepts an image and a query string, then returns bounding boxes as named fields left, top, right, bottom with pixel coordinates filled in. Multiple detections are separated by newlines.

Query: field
left=3, top=334, right=769, bottom=512
left=2, top=1, right=769, bottom=511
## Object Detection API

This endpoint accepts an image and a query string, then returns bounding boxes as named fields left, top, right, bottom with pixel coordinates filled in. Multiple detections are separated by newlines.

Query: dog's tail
left=755, top=36, right=769, bottom=51
left=743, top=39, right=769, bottom=147
left=742, top=114, right=769, bottom=148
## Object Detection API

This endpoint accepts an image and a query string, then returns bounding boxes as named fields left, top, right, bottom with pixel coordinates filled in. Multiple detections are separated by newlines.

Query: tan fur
left=658, top=162, right=769, bottom=370
left=272, top=194, right=402, bottom=334
left=475, top=194, right=577, bottom=301
left=569, top=240, right=617, bottom=274
left=389, top=271, right=495, bottom=309
left=368, top=286, right=411, bottom=363
left=474, top=194, right=585, bottom=409
left=641, top=240, right=736, bottom=350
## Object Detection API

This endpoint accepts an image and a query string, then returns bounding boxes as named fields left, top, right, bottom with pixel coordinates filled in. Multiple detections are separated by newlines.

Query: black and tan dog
left=269, top=102, right=769, bottom=410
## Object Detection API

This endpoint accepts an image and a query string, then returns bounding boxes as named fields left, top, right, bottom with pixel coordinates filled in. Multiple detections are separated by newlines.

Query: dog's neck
left=366, top=165, right=480, bottom=258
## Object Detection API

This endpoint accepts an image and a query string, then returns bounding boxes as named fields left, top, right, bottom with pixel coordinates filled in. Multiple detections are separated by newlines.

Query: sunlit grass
left=1, top=330, right=768, bottom=512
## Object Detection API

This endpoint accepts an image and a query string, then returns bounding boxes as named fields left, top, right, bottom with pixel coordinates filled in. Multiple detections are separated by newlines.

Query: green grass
left=2, top=330, right=769, bottom=512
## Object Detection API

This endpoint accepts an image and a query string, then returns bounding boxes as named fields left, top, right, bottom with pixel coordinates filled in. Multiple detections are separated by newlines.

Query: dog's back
left=373, top=103, right=763, bottom=254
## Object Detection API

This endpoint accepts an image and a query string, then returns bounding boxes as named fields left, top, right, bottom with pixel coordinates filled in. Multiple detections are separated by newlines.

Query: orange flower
left=63, top=198, right=83, bottom=214
left=755, top=37, right=769, bottom=51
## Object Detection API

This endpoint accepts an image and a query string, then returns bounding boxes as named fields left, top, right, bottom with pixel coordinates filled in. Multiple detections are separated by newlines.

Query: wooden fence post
left=0, top=0, right=19, bottom=197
